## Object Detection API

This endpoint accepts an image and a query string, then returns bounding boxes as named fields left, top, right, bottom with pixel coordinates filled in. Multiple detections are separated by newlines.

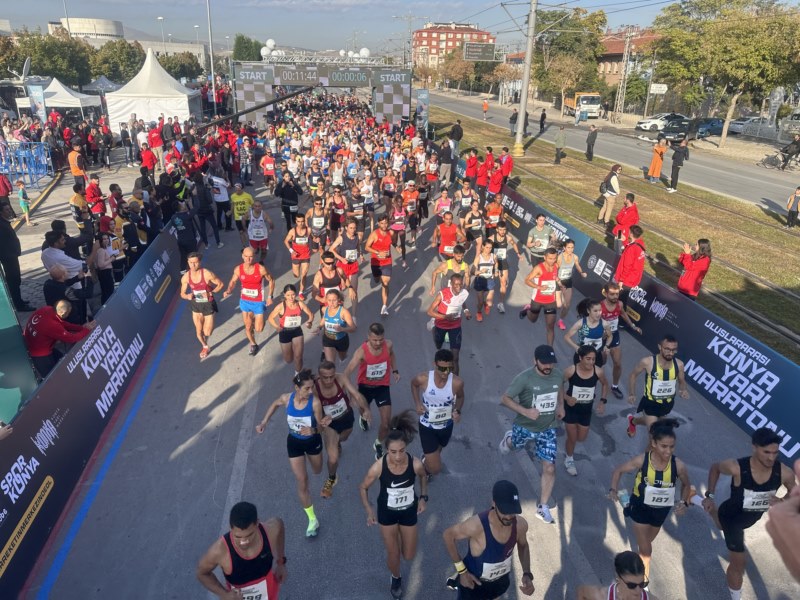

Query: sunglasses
left=618, top=578, right=649, bottom=590
left=435, top=364, right=453, bottom=372
left=323, top=261, right=335, bottom=266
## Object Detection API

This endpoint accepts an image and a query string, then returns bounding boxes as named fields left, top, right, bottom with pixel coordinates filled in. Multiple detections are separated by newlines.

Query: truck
left=563, top=92, right=602, bottom=118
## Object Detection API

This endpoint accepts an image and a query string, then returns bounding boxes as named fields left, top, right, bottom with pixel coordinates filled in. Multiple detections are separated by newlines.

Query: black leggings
left=282, top=206, right=298, bottom=231
left=670, top=164, right=681, bottom=190
left=197, top=212, right=220, bottom=245
left=97, top=268, right=115, bottom=304
left=216, top=201, right=232, bottom=229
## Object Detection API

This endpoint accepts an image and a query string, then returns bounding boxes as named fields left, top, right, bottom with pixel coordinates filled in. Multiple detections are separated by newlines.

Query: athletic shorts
left=371, top=264, right=392, bottom=279
left=311, top=233, right=328, bottom=250
left=339, top=261, right=359, bottom=277
left=249, top=238, right=269, bottom=251
left=718, top=500, right=763, bottom=553
left=236, top=220, right=250, bottom=232
left=433, top=326, right=462, bottom=350
left=287, top=433, right=323, bottom=458
left=608, top=330, right=621, bottom=349
left=191, top=300, right=218, bottom=315
left=563, top=401, right=593, bottom=427
left=560, top=277, right=573, bottom=289
left=378, top=503, right=418, bottom=527
left=292, top=257, right=310, bottom=266
left=358, top=384, right=391, bottom=408
left=279, top=327, right=304, bottom=344
left=240, top=299, right=265, bottom=315
left=465, top=229, right=482, bottom=242
left=473, top=276, right=495, bottom=292
left=322, top=334, right=350, bottom=353
left=354, top=218, right=366, bottom=233
left=496, top=260, right=509, bottom=272
left=457, top=575, right=511, bottom=600
left=509, top=424, right=557, bottom=464
left=420, top=421, right=454, bottom=454
left=637, top=396, right=674, bottom=418
left=528, top=301, right=558, bottom=315
left=327, top=408, right=355, bottom=435
left=627, top=497, right=671, bottom=528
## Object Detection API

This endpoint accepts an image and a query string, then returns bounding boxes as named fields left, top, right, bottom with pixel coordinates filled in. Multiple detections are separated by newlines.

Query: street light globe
left=271, top=50, right=279, bottom=56
left=359, top=47, right=370, bottom=58
left=347, top=50, right=355, bottom=58
left=339, top=49, right=346, bottom=57
left=260, top=46, right=270, bottom=58
left=266, top=39, right=276, bottom=50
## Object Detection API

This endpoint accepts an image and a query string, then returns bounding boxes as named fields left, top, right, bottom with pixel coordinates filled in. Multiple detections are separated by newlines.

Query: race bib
left=470, top=220, right=483, bottom=230
left=643, top=485, right=675, bottom=507
left=605, top=317, right=619, bottom=332
left=534, top=391, right=558, bottom=413
left=489, top=215, right=500, bottom=224
left=406, top=201, right=416, bottom=212
left=366, top=361, right=387, bottom=380
left=479, top=266, right=493, bottom=278
left=287, top=415, right=312, bottom=434
left=295, top=236, right=308, bottom=245
left=345, top=249, right=358, bottom=262
left=334, top=208, right=345, bottom=215
left=193, top=290, right=209, bottom=303
left=427, top=404, right=453, bottom=424
left=283, top=315, right=302, bottom=328
left=572, top=386, right=595, bottom=403
left=742, top=488, right=774, bottom=512
left=461, top=196, right=471, bottom=207
left=583, top=337, right=603, bottom=350
left=235, top=579, right=268, bottom=600
left=558, top=266, right=573, bottom=279
left=494, top=248, right=507, bottom=260
left=385, top=183, right=395, bottom=191
left=324, top=320, right=339, bottom=337
left=312, top=217, right=325, bottom=228
left=386, top=485, right=414, bottom=510
left=445, top=303, right=462, bottom=317
left=540, top=280, right=557, bottom=294
left=323, top=399, right=348, bottom=419
left=250, top=227, right=266, bottom=239
left=480, top=556, right=512, bottom=582
left=242, top=288, right=260, bottom=299
left=651, top=379, right=677, bottom=399
left=443, top=245, right=455, bottom=254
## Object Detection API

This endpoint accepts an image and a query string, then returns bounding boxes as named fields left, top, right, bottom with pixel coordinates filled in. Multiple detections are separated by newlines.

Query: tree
left=413, top=64, right=437, bottom=85
left=91, top=39, right=145, bottom=83
left=440, top=51, right=474, bottom=91
left=546, top=54, right=584, bottom=115
left=13, top=28, right=95, bottom=86
left=213, top=55, right=231, bottom=77
left=0, top=36, right=19, bottom=74
left=483, top=62, right=522, bottom=96
left=232, top=34, right=262, bottom=62
left=159, top=52, right=203, bottom=80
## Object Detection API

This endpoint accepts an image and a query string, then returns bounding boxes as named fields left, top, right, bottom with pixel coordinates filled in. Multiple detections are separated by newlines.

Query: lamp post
left=225, top=35, right=231, bottom=52
left=206, top=0, right=217, bottom=116
left=157, top=16, right=166, bottom=54
left=194, top=25, right=200, bottom=44
left=62, top=0, right=72, bottom=36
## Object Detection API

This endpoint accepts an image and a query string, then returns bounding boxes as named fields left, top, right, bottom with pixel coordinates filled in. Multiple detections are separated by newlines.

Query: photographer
left=780, top=133, right=800, bottom=171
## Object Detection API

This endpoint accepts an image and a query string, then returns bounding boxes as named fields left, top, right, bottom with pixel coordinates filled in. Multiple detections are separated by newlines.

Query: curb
left=11, top=170, right=64, bottom=232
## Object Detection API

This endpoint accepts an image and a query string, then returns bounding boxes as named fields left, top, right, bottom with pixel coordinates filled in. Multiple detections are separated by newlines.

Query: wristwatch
left=419, top=495, right=429, bottom=502
left=704, top=491, right=715, bottom=499
left=599, top=398, right=608, bottom=404
left=392, top=369, right=399, bottom=374
left=276, top=556, right=287, bottom=565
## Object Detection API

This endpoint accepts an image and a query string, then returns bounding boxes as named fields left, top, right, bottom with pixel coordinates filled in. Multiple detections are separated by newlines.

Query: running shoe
left=626, top=415, right=637, bottom=438
left=359, top=416, right=370, bottom=431
left=497, top=302, right=505, bottom=314
left=321, top=475, right=338, bottom=499
left=199, top=346, right=210, bottom=360
left=390, top=576, right=403, bottom=599
left=476, top=312, right=483, bottom=322
left=518, top=304, right=530, bottom=319
left=498, top=430, right=512, bottom=455
left=306, top=518, right=320, bottom=537
left=564, top=457, right=577, bottom=476
left=426, top=317, right=435, bottom=331
left=667, top=188, right=676, bottom=194
left=217, top=242, right=224, bottom=249
left=248, top=344, right=258, bottom=356
left=402, top=260, right=408, bottom=269
left=611, top=386, right=624, bottom=399
left=374, top=439, right=383, bottom=460
left=445, top=575, right=459, bottom=590
left=557, top=318, right=566, bottom=330
left=483, top=305, right=490, bottom=315
left=536, top=504, right=554, bottom=524
left=381, top=305, right=389, bottom=316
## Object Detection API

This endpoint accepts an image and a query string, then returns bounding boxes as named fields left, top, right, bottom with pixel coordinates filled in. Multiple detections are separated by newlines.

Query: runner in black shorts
left=180, top=253, right=224, bottom=359
left=359, top=411, right=428, bottom=600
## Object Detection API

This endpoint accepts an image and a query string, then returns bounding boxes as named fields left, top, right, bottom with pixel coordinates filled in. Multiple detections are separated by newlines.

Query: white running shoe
left=564, top=457, right=577, bottom=476
left=497, top=302, right=506, bottom=314
left=381, top=305, right=389, bottom=316
left=426, top=317, right=435, bottom=331
left=498, top=430, right=512, bottom=455
left=536, top=504, right=554, bottom=524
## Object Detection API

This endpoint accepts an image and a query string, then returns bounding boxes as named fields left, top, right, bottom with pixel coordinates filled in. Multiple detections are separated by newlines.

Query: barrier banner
left=573, top=238, right=800, bottom=461
left=0, top=232, right=180, bottom=597
left=0, top=279, right=38, bottom=424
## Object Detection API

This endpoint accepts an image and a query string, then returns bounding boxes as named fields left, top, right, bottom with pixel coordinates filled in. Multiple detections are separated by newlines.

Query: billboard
left=0, top=279, right=38, bottom=425
left=463, top=42, right=498, bottom=62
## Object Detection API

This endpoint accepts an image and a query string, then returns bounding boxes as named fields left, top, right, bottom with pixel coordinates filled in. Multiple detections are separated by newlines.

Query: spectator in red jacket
left=140, top=143, right=158, bottom=176
left=613, top=225, right=646, bottom=291
left=23, top=300, right=94, bottom=378
left=677, top=238, right=712, bottom=300
left=475, top=156, right=490, bottom=204
left=612, top=193, right=639, bottom=251
left=85, top=173, right=106, bottom=216
left=488, top=166, right=505, bottom=200
left=499, top=146, right=514, bottom=186
left=147, top=119, right=165, bottom=171
left=484, top=146, right=495, bottom=171
left=465, top=148, right=478, bottom=188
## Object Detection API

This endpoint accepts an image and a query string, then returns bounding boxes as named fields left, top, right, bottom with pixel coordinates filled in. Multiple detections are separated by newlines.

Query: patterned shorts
left=510, top=424, right=557, bottom=463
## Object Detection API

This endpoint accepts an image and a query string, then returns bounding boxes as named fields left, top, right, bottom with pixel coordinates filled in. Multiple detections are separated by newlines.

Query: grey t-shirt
left=506, top=366, right=562, bottom=432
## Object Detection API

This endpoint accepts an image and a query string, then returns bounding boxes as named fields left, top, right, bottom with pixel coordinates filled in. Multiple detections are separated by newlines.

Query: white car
left=635, top=112, right=688, bottom=131
left=728, top=117, right=768, bottom=134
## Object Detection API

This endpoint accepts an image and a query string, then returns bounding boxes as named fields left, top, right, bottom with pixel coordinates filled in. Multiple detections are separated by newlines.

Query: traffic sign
left=463, top=42, right=498, bottom=62
left=649, top=83, right=668, bottom=95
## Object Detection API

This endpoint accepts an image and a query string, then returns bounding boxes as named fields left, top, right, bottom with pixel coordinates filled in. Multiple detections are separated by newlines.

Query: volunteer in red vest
left=519, top=248, right=559, bottom=346
left=23, top=299, right=94, bottom=379
left=365, top=214, right=394, bottom=316
left=223, top=247, right=276, bottom=356
left=677, top=239, right=712, bottom=300
left=612, top=193, right=639, bottom=250
left=426, top=273, right=471, bottom=375
left=613, top=225, right=646, bottom=299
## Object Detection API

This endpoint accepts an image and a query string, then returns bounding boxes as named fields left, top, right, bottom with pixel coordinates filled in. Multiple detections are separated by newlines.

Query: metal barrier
left=0, top=141, right=53, bottom=189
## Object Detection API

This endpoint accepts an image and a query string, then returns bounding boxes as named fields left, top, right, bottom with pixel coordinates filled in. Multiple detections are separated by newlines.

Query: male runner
left=600, top=282, right=642, bottom=399
left=488, top=221, right=523, bottom=314
left=431, top=211, right=466, bottom=261
left=231, top=183, right=254, bottom=248
left=429, top=245, right=470, bottom=294
left=246, top=200, right=275, bottom=265
left=365, top=214, right=394, bottom=316
left=223, top=247, right=276, bottom=356
left=329, top=217, right=362, bottom=320
left=180, top=253, right=224, bottom=359
left=426, top=273, right=472, bottom=375
left=626, top=334, right=689, bottom=437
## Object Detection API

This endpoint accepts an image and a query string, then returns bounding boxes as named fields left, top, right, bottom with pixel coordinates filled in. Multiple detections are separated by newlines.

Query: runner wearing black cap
left=443, top=480, right=535, bottom=599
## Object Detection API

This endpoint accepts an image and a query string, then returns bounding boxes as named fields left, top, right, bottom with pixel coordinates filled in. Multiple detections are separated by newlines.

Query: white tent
left=41, top=78, right=102, bottom=118
left=105, top=48, right=202, bottom=129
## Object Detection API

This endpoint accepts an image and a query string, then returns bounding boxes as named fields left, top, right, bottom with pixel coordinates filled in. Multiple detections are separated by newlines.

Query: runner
left=344, top=322, right=400, bottom=459
left=256, top=370, right=326, bottom=538
left=179, top=252, right=224, bottom=359
left=429, top=245, right=470, bottom=294
left=328, top=189, right=348, bottom=239
left=267, top=284, right=315, bottom=374
left=461, top=199, right=485, bottom=256
left=389, top=195, right=409, bottom=269
left=401, top=181, right=420, bottom=246
left=433, top=188, right=454, bottom=225
left=518, top=248, right=560, bottom=345
left=471, top=240, right=498, bottom=322
left=488, top=221, right=522, bottom=314
left=454, top=180, right=477, bottom=219
left=426, top=273, right=472, bottom=375
left=317, top=289, right=356, bottom=363
left=576, top=551, right=652, bottom=600
left=702, top=427, right=796, bottom=600
left=231, top=183, right=254, bottom=248
left=561, top=345, right=609, bottom=476
left=431, top=211, right=466, bottom=262
left=626, top=335, right=689, bottom=438
left=223, top=247, right=276, bottom=356
left=381, top=168, right=400, bottom=214
left=411, top=349, right=466, bottom=478
left=365, top=214, right=394, bottom=316
left=609, top=419, right=692, bottom=580
left=314, top=360, right=371, bottom=499
left=306, top=196, right=330, bottom=254
left=260, top=148, right=277, bottom=193
left=601, top=282, right=642, bottom=399
left=499, top=345, right=565, bottom=524
left=284, top=213, right=312, bottom=299
left=311, top=250, right=348, bottom=314
left=358, top=411, right=428, bottom=599
left=347, top=183, right=368, bottom=240
left=442, top=480, right=535, bottom=599
left=525, top=214, right=556, bottom=266
left=329, top=217, right=362, bottom=320
left=555, top=238, right=587, bottom=330
left=484, top=195, right=504, bottom=236
left=196, top=502, right=287, bottom=599
left=360, top=171, right=377, bottom=232
left=247, top=200, right=275, bottom=265
left=564, top=298, right=613, bottom=367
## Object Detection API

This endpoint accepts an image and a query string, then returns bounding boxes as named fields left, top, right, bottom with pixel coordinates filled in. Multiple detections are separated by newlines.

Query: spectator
left=0, top=202, right=32, bottom=311
left=23, top=299, right=94, bottom=379
left=210, top=168, right=233, bottom=231
left=598, top=164, right=622, bottom=228
left=554, top=126, right=566, bottom=164
left=119, top=202, right=147, bottom=267
left=450, top=119, right=463, bottom=156
left=523, top=110, right=529, bottom=136
left=464, top=148, right=478, bottom=189
left=93, top=234, right=117, bottom=304
left=0, top=172, right=12, bottom=204
left=439, top=136, right=454, bottom=186
left=120, top=122, right=134, bottom=167
left=612, top=193, right=639, bottom=251
left=780, top=133, right=800, bottom=171
left=171, top=200, right=199, bottom=271
left=509, top=108, right=518, bottom=136
left=667, top=138, right=689, bottom=193
left=585, top=125, right=598, bottom=161
left=147, top=119, right=165, bottom=171
left=613, top=224, right=646, bottom=294
left=647, top=138, right=668, bottom=183
left=41, top=229, right=88, bottom=284
left=786, top=185, right=800, bottom=229
left=140, top=143, right=158, bottom=177
left=677, top=238, right=712, bottom=300
left=499, top=146, right=514, bottom=187
left=42, top=264, right=93, bottom=324
left=133, top=165, right=156, bottom=194
left=194, top=171, right=223, bottom=249
left=15, top=179, right=34, bottom=227
left=85, top=173, right=106, bottom=216
left=42, top=219, right=93, bottom=260
left=239, top=137, right=255, bottom=186
left=539, top=109, right=546, bottom=133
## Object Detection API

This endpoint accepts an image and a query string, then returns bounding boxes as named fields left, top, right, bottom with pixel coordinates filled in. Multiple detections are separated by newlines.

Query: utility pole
left=512, top=0, right=538, bottom=157
left=393, top=13, right=428, bottom=69
left=613, top=27, right=634, bottom=120
left=642, top=48, right=657, bottom=118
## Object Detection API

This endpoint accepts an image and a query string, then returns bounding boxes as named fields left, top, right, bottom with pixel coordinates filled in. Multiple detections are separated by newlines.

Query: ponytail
left=381, top=410, right=418, bottom=449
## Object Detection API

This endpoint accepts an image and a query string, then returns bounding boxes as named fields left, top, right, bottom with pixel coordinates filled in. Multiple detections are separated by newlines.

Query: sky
left=6, top=0, right=669, bottom=55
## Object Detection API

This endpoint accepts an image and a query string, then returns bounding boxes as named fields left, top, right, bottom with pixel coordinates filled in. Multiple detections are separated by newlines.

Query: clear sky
left=7, top=0, right=668, bottom=55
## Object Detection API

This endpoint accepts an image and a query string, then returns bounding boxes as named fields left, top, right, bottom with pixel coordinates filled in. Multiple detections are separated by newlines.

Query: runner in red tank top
left=365, top=215, right=394, bottom=316
left=431, top=211, right=465, bottom=259
left=519, top=248, right=560, bottom=346
left=600, top=281, right=642, bottom=399
left=224, top=247, right=276, bottom=356
left=180, top=253, right=224, bottom=359
left=284, top=214, right=312, bottom=300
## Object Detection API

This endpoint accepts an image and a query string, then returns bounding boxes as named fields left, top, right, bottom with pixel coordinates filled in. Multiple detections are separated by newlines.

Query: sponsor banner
left=415, top=88, right=429, bottom=130
left=573, top=239, right=800, bottom=461
left=0, top=232, right=180, bottom=597
left=455, top=158, right=467, bottom=186
left=0, top=278, right=38, bottom=424
left=26, top=86, right=47, bottom=123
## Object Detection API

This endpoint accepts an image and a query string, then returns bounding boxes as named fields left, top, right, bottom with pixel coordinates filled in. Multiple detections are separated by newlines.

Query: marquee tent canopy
left=83, top=75, right=122, bottom=93
left=43, top=78, right=102, bottom=109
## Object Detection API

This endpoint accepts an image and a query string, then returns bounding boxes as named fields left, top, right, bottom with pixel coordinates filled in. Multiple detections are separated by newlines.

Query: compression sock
left=304, top=505, right=317, bottom=523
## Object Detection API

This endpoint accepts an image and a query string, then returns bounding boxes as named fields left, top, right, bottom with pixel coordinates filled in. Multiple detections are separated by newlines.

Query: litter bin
left=580, top=110, right=588, bottom=122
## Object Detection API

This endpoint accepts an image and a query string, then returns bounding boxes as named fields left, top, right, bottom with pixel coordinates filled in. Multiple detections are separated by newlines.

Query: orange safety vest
left=68, top=150, right=85, bottom=177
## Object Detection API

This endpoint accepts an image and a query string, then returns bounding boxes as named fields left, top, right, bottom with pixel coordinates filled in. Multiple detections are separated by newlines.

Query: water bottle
left=617, top=489, right=630, bottom=507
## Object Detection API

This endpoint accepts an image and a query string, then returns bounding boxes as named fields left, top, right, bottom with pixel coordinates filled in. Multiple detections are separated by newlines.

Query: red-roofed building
left=598, top=26, right=660, bottom=86
left=413, top=22, right=496, bottom=69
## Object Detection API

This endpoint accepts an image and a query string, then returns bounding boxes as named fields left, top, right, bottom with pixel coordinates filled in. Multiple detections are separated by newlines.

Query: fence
left=0, top=141, right=53, bottom=189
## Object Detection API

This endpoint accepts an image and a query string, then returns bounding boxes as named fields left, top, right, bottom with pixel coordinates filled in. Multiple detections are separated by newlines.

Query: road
left=19, top=166, right=800, bottom=600
left=431, top=92, right=795, bottom=213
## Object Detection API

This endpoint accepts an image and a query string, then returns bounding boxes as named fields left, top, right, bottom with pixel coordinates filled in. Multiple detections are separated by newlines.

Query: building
left=412, top=22, right=496, bottom=69
left=598, top=26, right=660, bottom=86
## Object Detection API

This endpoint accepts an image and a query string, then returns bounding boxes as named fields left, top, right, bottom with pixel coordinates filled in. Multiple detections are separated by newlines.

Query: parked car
left=697, top=118, right=724, bottom=137
left=636, top=112, right=689, bottom=131
left=728, top=116, right=769, bottom=134
left=663, top=118, right=701, bottom=144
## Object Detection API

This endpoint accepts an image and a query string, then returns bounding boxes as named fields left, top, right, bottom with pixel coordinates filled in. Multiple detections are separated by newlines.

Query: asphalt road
left=430, top=93, right=796, bottom=214
left=21, top=171, right=800, bottom=600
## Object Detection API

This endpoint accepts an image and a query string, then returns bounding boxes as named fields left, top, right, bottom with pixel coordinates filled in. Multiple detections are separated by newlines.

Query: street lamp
left=157, top=16, right=166, bottom=54
left=225, top=35, right=230, bottom=52
left=206, top=0, right=217, bottom=117
left=194, top=24, right=200, bottom=45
